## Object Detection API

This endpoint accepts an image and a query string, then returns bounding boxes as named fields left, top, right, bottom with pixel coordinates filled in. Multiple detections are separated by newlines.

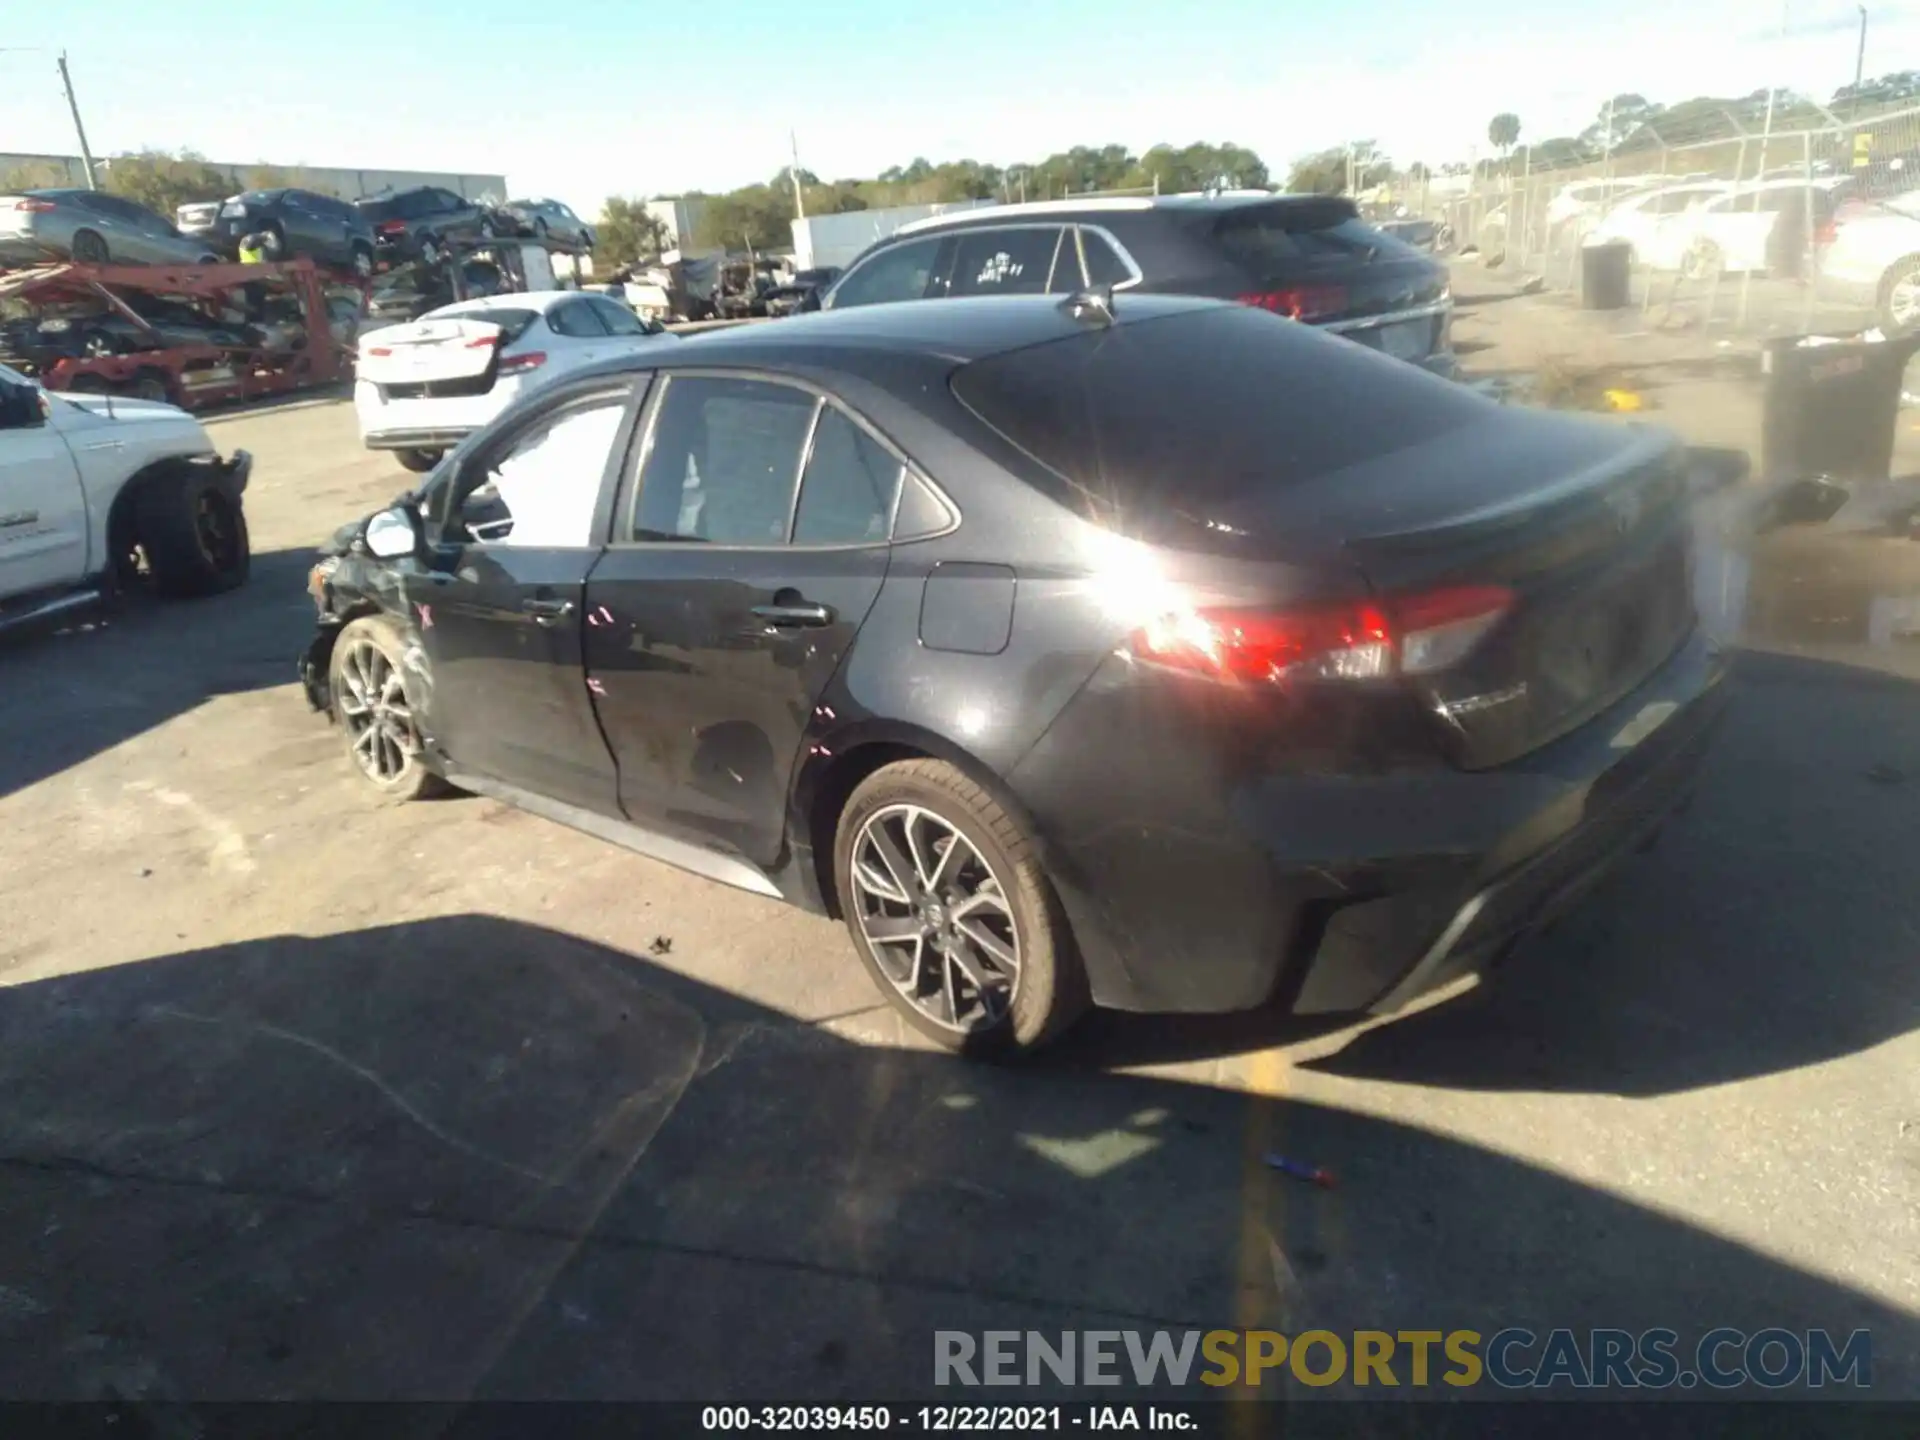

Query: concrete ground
left=1, top=287, right=1918, bottom=1413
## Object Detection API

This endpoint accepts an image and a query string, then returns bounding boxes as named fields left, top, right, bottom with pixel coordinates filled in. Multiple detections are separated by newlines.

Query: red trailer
left=0, top=258, right=366, bottom=410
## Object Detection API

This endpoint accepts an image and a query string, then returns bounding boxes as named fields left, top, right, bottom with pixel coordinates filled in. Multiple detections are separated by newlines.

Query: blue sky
left=2, top=0, right=1911, bottom=206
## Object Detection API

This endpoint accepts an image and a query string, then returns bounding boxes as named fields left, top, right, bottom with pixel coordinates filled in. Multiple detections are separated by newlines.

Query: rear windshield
left=1213, top=202, right=1417, bottom=278
left=446, top=306, right=539, bottom=344
left=950, top=305, right=1483, bottom=546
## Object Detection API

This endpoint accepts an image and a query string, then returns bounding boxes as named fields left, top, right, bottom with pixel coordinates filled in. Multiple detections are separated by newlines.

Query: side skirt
left=441, top=767, right=785, bottom=901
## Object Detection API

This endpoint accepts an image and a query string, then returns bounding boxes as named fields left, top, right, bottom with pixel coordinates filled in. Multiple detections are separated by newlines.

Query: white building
left=645, top=197, right=714, bottom=256
left=790, top=200, right=997, bottom=271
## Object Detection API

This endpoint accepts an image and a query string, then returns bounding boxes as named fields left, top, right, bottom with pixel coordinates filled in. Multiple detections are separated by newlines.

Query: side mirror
left=364, top=504, right=423, bottom=559
left=0, top=382, right=45, bottom=430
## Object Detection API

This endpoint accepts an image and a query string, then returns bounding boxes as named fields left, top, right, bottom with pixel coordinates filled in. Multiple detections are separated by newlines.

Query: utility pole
left=788, top=131, right=806, bottom=220
left=57, top=52, right=99, bottom=190
left=1855, top=6, right=1868, bottom=89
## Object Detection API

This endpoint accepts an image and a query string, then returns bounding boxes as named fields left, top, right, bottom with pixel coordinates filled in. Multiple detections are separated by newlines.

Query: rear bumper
left=1015, top=628, right=1729, bottom=1016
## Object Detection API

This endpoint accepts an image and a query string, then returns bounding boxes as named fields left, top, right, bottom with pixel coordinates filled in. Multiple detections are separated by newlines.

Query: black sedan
left=176, top=188, right=376, bottom=274
left=298, top=292, right=1726, bottom=1053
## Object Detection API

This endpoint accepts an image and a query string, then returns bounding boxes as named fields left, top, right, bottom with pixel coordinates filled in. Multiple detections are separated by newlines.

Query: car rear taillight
left=498, top=351, right=546, bottom=374
left=1237, top=286, right=1350, bottom=322
left=1815, top=218, right=1839, bottom=247
left=377, top=220, right=407, bottom=235
left=466, top=334, right=499, bottom=349
left=1129, top=584, right=1514, bottom=684
left=12, top=199, right=57, bottom=213
left=366, top=346, right=392, bottom=357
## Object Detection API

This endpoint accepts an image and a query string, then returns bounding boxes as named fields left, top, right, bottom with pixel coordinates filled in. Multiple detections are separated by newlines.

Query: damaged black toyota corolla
left=300, top=291, right=1728, bottom=1055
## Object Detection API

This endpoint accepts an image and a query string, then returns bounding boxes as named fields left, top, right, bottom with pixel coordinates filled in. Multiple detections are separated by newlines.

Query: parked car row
left=0, top=183, right=598, bottom=278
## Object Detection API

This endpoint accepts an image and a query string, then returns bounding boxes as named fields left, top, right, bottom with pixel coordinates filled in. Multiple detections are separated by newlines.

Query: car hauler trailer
left=0, top=258, right=362, bottom=410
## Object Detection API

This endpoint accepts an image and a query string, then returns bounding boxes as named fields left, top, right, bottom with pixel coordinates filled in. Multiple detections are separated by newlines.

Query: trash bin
left=1581, top=240, right=1633, bottom=311
left=1761, top=331, right=1920, bottom=482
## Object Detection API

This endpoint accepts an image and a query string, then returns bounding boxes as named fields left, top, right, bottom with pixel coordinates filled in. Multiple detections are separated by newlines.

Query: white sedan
left=354, top=289, right=673, bottom=473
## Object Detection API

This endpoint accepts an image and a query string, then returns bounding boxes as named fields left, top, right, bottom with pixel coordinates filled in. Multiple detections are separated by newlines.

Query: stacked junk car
left=0, top=182, right=596, bottom=412
left=0, top=180, right=597, bottom=636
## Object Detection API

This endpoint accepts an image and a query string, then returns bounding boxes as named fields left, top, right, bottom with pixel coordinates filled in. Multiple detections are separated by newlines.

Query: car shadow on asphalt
left=0, top=914, right=1911, bottom=1411
left=0, top=546, right=319, bottom=800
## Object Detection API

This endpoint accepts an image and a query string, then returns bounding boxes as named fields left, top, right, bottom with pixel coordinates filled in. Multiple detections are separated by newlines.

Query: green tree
left=594, top=196, right=669, bottom=268
left=1, top=160, right=74, bottom=192
left=1288, top=142, right=1389, bottom=195
left=102, top=149, right=232, bottom=216
left=1582, top=94, right=1662, bottom=154
left=1487, top=113, right=1521, bottom=159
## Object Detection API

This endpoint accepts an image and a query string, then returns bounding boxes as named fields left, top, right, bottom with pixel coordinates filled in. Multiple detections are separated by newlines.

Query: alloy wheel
left=849, top=803, right=1021, bottom=1033
left=1889, top=272, right=1920, bottom=330
left=192, top=490, right=242, bottom=572
left=336, top=639, right=419, bottom=785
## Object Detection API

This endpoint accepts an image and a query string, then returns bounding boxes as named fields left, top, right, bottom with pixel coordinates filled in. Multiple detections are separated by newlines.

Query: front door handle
left=522, top=596, right=576, bottom=625
left=751, top=600, right=833, bottom=628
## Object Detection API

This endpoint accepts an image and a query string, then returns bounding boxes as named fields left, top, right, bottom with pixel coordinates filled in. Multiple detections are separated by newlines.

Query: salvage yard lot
left=1, top=277, right=1918, bottom=1403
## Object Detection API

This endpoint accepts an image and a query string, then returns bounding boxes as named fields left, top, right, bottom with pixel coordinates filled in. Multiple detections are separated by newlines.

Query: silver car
left=0, top=189, right=224, bottom=267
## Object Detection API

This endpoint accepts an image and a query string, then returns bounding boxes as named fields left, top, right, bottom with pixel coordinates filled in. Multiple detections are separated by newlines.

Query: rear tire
left=132, top=465, right=250, bottom=598
left=70, top=229, right=108, bottom=264
left=395, top=448, right=441, bottom=474
left=832, top=759, right=1089, bottom=1056
left=259, top=224, right=286, bottom=259
left=350, top=243, right=374, bottom=279
left=328, top=615, right=448, bottom=803
left=418, top=236, right=443, bottom=266
left=1878, top=257, right=1920, bottom=336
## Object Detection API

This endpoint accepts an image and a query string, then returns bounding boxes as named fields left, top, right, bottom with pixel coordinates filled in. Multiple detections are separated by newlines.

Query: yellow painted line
left=1232, top=1045, right=1290, bottom=1421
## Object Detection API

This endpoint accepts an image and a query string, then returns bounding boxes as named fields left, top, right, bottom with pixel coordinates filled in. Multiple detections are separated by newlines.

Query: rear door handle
left=751, top=601, right=833, bottom=628
left=522, top=596, right=576, bottom=625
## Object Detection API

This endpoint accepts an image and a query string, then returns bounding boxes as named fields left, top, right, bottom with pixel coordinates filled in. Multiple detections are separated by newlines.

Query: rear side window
left=829, top=237, right=942, bottom=308
left=793, top=408, right=903, bottom=544
left=1079, top=230, right=1134, bottom=287
left=950, top=306, right=1484, bottom=545
left=549, top=300, right=610, bottom=338
left=947, top=228, right=1062, bottom=297
left=1214, top=204, right=1409, bottom=278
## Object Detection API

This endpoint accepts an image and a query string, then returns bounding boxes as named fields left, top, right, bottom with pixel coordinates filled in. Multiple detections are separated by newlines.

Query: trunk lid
left=357, top=316, right=505, bottom=389
left=1209, top=408, right=1695, bottom=769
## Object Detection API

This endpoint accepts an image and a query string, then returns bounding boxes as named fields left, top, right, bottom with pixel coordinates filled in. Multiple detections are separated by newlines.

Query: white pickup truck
left=0, top=363, right=252, bottom=632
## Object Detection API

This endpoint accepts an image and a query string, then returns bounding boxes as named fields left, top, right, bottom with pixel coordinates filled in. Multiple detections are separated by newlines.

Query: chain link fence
left=1398, top=101, right=1920, bottom=338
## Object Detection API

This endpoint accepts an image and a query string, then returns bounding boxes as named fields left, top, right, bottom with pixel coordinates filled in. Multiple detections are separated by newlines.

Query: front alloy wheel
left=329, top=617, right=444, bottom=801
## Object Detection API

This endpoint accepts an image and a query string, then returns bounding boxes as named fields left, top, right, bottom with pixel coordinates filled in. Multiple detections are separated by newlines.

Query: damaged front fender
left=300, top=625, right=340, bottom=716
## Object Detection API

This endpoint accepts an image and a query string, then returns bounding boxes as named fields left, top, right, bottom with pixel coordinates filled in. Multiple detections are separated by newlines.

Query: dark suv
left=822, top=194, right=1456, bottom=376
left=177, top=189, right=376, bottom=274
left=353, top=187, right=498, bottom=266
